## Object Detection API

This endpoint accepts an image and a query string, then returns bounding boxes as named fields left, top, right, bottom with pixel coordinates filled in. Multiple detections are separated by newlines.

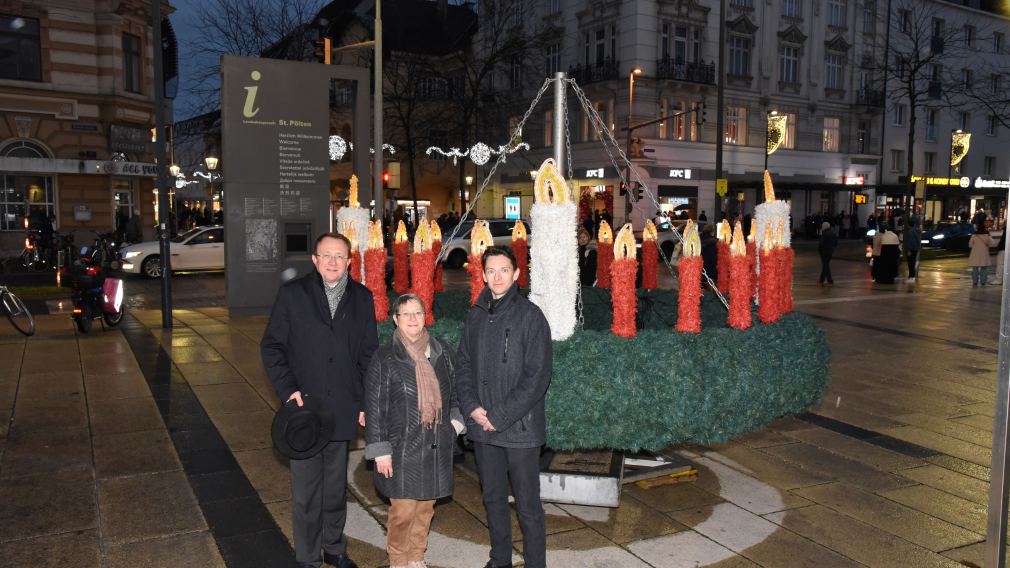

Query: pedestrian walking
left=577, top=229, right=598, bottom=286
left=364, top=293, right=465, bottom=568
left=261, top=232, right=379, bottom=568
left=455, top=245, right=552, bottom=568
left=992, top=231, right=1006, bottom=285
left=968, top=225, right=996, bottom=286
left=818, top=221, right=838, bottom=286
left=875, top=225, right=901, bottom=284
left=904, top=205, right=922, bottom=282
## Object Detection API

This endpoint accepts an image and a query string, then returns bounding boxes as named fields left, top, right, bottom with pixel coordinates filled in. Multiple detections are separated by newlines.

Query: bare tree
left=877, top=0, right=980, bottom=186
left=446, top=0, right=551, bottom=213
left=181, top=0, right=326, bottom=117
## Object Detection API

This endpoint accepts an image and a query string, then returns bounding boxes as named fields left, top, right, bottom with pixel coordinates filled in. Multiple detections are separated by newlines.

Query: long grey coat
left=364, top=335, right=461, bottom=500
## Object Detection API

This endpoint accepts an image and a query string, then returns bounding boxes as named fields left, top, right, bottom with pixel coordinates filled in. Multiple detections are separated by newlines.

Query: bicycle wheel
left=1, top=291, right=35, bottom=336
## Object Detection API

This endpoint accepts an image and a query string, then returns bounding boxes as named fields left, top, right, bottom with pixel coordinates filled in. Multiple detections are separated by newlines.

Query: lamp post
left=625, top=67, right=643, bottom=223
left=205, top=155, right=220, bottom=217
left=764, top=110, right=778, bottom=173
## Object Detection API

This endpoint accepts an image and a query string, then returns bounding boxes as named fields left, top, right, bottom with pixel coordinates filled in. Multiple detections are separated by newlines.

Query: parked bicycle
left=0, top=285, right=35, bottom=336
left=20, top=229, right=49, bottom=272
left=89, top=231, right=122, bottom=271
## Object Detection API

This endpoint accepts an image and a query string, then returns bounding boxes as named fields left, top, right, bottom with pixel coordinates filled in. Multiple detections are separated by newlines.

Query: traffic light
left=619, top=181, right=627, bottom=196
left=696, top=101, right=707, bottom=126
left=382, top=171, right=390, bottom=188
left=312, top=37, right=331, bottom=64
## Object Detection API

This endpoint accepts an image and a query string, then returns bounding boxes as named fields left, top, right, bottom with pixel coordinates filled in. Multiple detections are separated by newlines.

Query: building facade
left=0, top=0, right=172, bottom=255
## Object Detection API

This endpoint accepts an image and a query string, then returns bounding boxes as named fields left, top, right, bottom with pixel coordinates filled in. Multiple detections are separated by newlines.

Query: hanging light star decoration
left=425, top=138, right=529, bottom=166
left=328, top=135, right=396, bottom=161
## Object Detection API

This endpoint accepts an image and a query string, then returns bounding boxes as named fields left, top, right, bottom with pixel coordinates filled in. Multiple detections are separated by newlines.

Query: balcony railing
left=567, top=59, right=620, bottom=85
left=655, top=58, right=716, bottom=84
left=855, top=87, right=885, bottom=107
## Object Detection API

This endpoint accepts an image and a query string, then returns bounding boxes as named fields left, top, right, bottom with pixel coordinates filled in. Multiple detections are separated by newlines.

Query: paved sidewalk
left=0, top=248, right=1004, bottom=567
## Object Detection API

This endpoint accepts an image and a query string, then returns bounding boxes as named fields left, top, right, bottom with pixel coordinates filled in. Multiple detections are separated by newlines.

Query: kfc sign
left=668, top=169, right=693, bottom=179
left=585, top=168, right=605, bottom=178
left=844, top=176, right=864, bottom=185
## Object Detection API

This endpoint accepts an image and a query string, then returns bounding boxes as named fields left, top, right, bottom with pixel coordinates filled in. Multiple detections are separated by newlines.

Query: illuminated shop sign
left=909, top=175, right=970, bottom=188
left=844, top=176, right=864, bottom=185
left=586, top=168, right=606, bottom=178
left=974, top=177, right=1010, bottom=189
left=854, top=194, right=868, bottom=204
left=668, top=168, right=693, bottom=179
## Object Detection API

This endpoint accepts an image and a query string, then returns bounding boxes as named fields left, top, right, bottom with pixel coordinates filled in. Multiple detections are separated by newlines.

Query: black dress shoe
left=323, top=552, right=358, bottom=568
left=482, top=562, right=512, bottom=568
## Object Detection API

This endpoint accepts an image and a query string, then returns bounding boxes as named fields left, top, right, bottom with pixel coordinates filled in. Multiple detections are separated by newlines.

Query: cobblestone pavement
left=0, top=240, right=1003, bottom=567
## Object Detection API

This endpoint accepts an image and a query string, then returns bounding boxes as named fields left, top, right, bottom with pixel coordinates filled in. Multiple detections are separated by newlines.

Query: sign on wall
left=504, top=196, right=521, bottom=220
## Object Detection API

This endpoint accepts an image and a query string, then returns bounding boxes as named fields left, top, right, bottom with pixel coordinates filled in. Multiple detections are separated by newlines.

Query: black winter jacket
left=456, top=284, right=552, bottom=448
left=364, top=335, right=461, bottom=500
left=261, top=271, right=378, bottom=441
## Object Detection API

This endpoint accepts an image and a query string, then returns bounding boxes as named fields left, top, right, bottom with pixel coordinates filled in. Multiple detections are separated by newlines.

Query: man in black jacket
left=818, top=221, right=839, bottom=286
left=456, top=246, right=552, bottom=568
left=262, top=233, right=378, bottom=568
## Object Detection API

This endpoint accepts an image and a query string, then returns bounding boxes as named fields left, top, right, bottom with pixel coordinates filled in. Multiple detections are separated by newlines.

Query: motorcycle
left=61, top=246, right=126, bottom=333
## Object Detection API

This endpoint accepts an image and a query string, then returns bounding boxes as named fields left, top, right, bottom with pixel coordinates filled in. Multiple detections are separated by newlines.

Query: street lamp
left=204, top=156, right=221, bottom=215
left=625, top=67, right=643, bottom=222
left=204, top=155, right=219, bottom=172
left=764, top=110, right=778, bottom=173
left=169, top=164, right=180, bottom=177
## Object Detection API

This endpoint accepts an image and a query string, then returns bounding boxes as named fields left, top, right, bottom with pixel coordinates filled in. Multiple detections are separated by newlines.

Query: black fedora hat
left=271, top=395, right=334, bottom=460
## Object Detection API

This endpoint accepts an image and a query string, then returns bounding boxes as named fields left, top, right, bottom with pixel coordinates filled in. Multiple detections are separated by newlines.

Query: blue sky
left=168, top=0, right=217, bottom=121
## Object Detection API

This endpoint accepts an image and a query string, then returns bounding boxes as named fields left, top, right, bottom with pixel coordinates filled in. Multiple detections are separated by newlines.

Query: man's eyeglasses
left=396, top=311, right=425, bottom=319
left=314, top=253, right=347, bottom=262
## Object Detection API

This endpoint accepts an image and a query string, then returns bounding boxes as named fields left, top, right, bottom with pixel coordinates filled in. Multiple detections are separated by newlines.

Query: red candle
left=676, top=222, right=702, bottom=334
left=349, top=250, right=362, bottom=283
left=641, top=220, right=658, bottom=290
left=512, top=220, right=528, bottom=289
left=468, top=220, right=493, bottom=304
left=597, top=221, right=613, bottom=288
left=780, top=246, right=794, bottom=313
left=410, top=221, right=436, bottom=325
left=747, top=239, right=757, bottom=300
left=393, top=221, right=410, bottom=295
left=716, top=221, right=731, bottom=293
left=610, top=224, right=638, bottom=338
left=727, top=222, right=751, bottom=330
left=758, top=248, right=780, bottom=324
left=430, top=220, right=444, bottom=293
left=364, top=220, right=388, bottom=321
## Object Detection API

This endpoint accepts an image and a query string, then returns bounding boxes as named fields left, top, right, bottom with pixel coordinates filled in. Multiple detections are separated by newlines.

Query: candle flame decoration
left=430, top=219, right=442, bottom=242
left=533, top=158, right=572, bottom=205
left=348, top=174, right=360, bottom=208
left=598, top=220, right=613, bottom=243
left=763, top=170, right=777, bottom=203
left=341, top=222, right=357, bottom=250
left=748, top=220, right=757, bottom=242
left=643, top=220, right=658, bottom=241
left=512, top=220, right=527, bottom=241
left=367, top=220, right=383, bottom=249
left=774, top=219, right=784, bottom=247
left=762, top=224, right=774, bottom=251
left=717, top=220, right=732, bottom=243
left=731, top=221, right=746, bottom=255
left=614, top=224, right=637, bottom=260
left=413, top=217, right=432, bottom=252
left=395, top=220, right=408, bottom=243
left=470, top=220, right=493, bottom=256
left=682, top=220, right=701, bottom=257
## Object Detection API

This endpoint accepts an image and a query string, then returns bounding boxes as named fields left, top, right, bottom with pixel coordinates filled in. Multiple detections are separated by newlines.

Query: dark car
left=920, top=222, right=975, bottom=250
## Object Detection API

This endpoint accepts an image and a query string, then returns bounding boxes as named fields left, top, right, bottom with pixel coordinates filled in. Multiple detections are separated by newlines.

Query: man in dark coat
left=818, top=221, right=838, bottom=286
left=262, top=233, right=378, bottom=568
left=904, top=204, right=922, bottom=282
left=456, top=246, right=552, bottom=568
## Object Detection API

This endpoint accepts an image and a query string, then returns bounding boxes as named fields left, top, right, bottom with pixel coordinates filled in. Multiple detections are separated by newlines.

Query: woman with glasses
left=364, top=293, right=464, bottom=568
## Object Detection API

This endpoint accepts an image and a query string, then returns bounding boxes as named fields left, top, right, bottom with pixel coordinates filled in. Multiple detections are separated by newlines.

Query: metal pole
left=373, top=0, right=384, bottom=225
left=878, top=0, right=892, bottom=209
left=764, top=114, right=769, bottom=174
left=715, top=0, right=726, bottom=218
left=553, top=72, right=565, bottom=172
left=625, top=71, right=634, bottom=224
left=152, top=0, right=172, bottom=329
left=987, top=191, right=1010, bottom=568
left=948, top=130, right=954, bottom=182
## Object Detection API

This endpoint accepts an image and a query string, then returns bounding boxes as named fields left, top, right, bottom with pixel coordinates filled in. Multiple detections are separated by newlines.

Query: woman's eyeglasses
left=396, top=311, right=424, bottom=319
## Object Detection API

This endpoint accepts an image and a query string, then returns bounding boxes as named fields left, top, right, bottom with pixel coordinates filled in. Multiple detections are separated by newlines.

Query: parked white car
left=440, top=219, right=528, bottom=268
left=119, top=226, right=224, bottom=278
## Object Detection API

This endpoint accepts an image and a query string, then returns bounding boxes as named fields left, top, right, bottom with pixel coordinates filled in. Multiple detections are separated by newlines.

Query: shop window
left=0, top=15, right=41, bottom=81
left=123, top=33, right=141, bottom=93
left=0, top=174, right=55, bottom=231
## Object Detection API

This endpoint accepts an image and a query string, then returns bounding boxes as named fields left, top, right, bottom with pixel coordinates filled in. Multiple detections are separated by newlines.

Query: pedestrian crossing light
left=312, top=37, right=332, bottom=64
left=696, top=101, right=707, bottom=125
